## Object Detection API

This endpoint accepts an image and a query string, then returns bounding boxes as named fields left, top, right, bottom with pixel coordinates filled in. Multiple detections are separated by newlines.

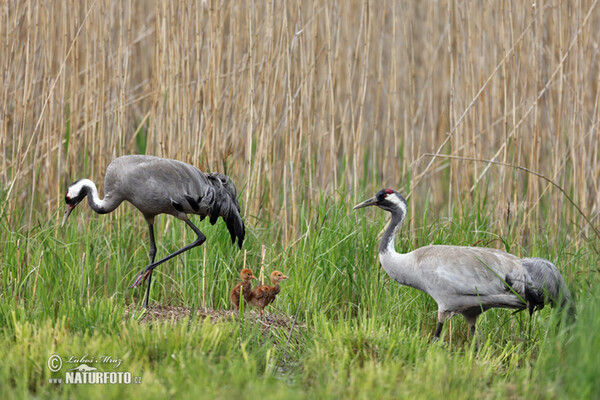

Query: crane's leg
left=130, top=218, right=206, bottom=290
left=433, top=311, right=449, bottom=341
left=464, top=314, right=479, bottom=351
left=142, top=223, right=157, bottom=308
left=471, top=326, right=479, bottom=351
left=433, top=322, right=444, bottom=340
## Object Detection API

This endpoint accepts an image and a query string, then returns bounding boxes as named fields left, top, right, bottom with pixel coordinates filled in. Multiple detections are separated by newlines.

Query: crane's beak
left=61, top=205, right=74, bottom=227
left=353, top=196, right=378, bottom=210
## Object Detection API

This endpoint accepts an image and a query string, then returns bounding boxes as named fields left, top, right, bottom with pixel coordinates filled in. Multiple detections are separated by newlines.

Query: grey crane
left=354, top=189, right=572, bottom=342
left=62, top=155, right=245, bottom=308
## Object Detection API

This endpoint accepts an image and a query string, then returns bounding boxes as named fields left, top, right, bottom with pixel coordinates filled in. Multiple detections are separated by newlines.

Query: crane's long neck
left=380, top=209, right=405, bottom=255
left=78, top=179, right=121, bottom=214
left=378, top=208, right=424, bottom=291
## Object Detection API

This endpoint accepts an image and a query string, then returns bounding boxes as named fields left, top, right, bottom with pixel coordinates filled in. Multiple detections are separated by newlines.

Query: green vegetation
left=1, top=195, right=596, bottom=399
left=2, top=1, right=600, bottom=397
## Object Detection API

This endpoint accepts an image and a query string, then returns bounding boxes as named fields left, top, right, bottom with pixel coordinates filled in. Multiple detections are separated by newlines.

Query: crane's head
left=240, top=268, right=257, bottom=281
left=353, top=189, right=407, bottom=216
left=270, top=270, right=288, bottom=284
left=62, top=179, right=87, bottom=227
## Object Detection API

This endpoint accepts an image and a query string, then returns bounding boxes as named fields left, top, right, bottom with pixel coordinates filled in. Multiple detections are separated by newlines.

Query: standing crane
left=62, top=155, right=245, bottom=308
left=354, top=189, right=572, bottom=342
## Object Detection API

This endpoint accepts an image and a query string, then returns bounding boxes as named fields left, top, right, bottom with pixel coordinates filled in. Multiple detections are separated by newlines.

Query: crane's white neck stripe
left=379, top=194, right=406, bottom=255
left=387, top=193, right=407, bottom=215
left=67, top=179, right=106, bottom=209
left=67, top=179, right=93, bottom=198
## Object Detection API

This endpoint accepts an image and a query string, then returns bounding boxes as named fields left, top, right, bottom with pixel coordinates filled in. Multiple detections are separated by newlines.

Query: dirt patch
left=123, top=305, right=303, bottom=333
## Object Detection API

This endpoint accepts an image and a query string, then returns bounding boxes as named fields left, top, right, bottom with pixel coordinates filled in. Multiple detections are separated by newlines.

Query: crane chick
left=230, top=268, right=257, bottom=311
left=249, top=270, right=288, bottom=317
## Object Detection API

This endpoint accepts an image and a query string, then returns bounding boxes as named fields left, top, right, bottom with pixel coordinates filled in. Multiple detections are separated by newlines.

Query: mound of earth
left=124, top=305, right=302, bottom=332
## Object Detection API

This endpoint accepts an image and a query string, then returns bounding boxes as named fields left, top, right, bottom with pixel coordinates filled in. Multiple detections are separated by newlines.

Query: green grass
left=1, top=193, right=597, bottom=399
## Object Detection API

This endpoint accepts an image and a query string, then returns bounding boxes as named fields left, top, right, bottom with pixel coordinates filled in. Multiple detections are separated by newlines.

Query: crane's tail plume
left=225, top=207, right=245, bottom=248
left=521, top=257, right=574, bottom=320
left=207, top=172, right=245, bottom=248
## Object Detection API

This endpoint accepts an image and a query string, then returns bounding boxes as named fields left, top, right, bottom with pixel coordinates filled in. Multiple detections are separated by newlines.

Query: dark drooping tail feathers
left=225, top=207, right=245, bottom=249
left=521, top=257, right=573, bottom=317
left=207, top=172, right=245, bottom=248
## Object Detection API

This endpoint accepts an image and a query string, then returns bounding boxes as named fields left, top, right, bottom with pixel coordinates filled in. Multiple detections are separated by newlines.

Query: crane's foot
left=130, top=270, right=151, bottom=289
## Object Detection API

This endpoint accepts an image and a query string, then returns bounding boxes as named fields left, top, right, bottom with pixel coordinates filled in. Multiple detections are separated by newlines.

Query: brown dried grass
left=2, top=0, right=599, bottom=244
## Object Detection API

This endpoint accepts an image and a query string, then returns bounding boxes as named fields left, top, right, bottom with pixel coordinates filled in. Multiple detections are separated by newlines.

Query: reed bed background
left=2, top=0, right=600, bottom=244
left=3, top=2, right=600, bottom=398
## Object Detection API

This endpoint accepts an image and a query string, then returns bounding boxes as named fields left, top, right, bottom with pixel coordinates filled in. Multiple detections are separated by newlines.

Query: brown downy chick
left=248, top=270, right=288, bottom=316
left=230, top=268, right=256, bottom=310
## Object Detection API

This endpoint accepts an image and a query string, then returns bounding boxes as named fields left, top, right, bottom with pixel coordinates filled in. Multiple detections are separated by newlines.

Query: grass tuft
left=0, top=193, right=595, bottom=398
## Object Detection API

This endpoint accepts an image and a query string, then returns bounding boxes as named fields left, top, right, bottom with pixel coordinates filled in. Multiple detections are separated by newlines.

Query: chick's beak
left=61, top=205, right=74, bottom=227
left=353, top=196, right=378, bottom=210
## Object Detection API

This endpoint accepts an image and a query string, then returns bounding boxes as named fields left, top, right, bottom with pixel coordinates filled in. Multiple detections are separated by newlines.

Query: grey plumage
left=62, top=155, right=245, bottom=307
left=354, top=189, right=573, bottom=342
left=519, top=257, right=572, bottom=314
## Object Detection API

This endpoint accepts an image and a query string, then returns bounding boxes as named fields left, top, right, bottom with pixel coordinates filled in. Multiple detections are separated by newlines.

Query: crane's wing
left=108, top=156, right=213, bottom=215
left=106, top=155, right=245, bottom=248
left=414, top=245, right=529, bottom=309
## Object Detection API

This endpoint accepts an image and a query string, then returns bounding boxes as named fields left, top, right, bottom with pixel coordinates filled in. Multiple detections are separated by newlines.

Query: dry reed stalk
left=259, top=245, right=266, bottom=286
left=425, top=154, right=600, bottom=244
left=1, top=0, right=600, bottom=249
